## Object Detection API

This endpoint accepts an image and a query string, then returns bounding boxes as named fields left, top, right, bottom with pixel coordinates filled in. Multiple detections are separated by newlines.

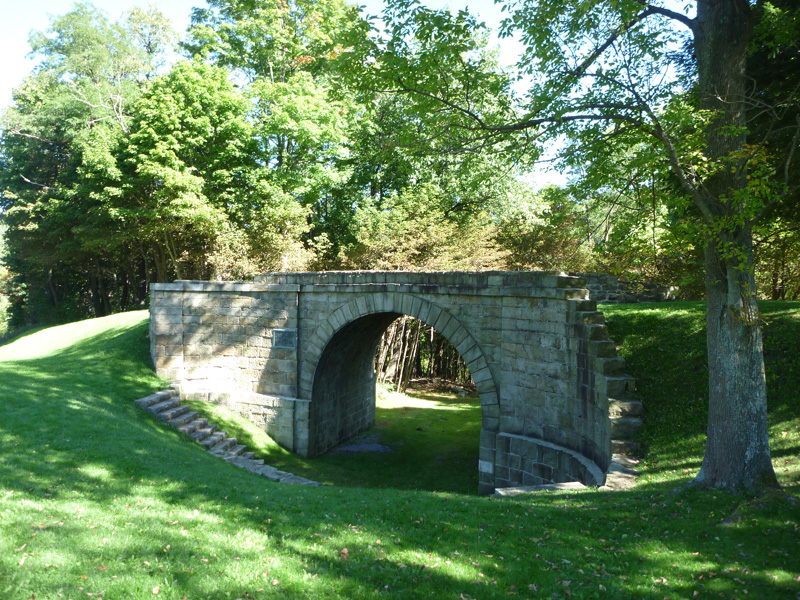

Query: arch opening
left=309, top=312, right=402, bottom=457
left=309, top=311, right=484, bottom=493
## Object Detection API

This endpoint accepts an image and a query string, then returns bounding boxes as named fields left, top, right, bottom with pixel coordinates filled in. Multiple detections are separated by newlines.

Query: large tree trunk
left=697, top=235, right=778, bottom=489
left=692, top=0, right=778, bottom=490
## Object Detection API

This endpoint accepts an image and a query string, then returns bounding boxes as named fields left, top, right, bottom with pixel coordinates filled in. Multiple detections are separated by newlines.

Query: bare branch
left=19, top=174, right=50, bottom=190
left=7, top=130, right=58, bottom=144
left=645, top=4, right=695, bottom=31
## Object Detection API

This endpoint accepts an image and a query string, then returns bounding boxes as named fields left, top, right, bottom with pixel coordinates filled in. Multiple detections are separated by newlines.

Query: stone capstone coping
left=154, top=271, right=591, bottom=300
left=493, top=481, right=588, bottom=496
left=134, top=389, right=321, bottom=487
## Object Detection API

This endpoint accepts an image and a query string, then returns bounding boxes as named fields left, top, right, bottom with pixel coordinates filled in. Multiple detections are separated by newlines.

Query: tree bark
left=691, top=0, right=778, bottom=490
left=697, top=234, right=777, bottom=489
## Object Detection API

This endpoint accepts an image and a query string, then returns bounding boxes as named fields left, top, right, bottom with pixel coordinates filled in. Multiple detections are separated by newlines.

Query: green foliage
left=185, top=0, right=362, bottom=83
left=0, top=3, right=177, bottom=323
left=494, top=186, right=592, bottom=272
left=341, top=183, right=507, bottom=271
left=0, top=223, right=10, bottom=337
left=110, top=60, right=257, bottom=280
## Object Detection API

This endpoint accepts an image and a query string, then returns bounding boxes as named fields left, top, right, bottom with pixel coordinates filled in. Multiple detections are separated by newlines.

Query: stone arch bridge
left=150, top=271, right=634, bottom=495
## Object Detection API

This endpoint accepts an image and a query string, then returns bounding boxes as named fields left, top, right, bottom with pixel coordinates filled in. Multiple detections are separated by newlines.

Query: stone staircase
left=606, top=374, right=642, bottom=490
left=606, top=374, right=643, bottom=455
left=134, top=389, right=321, bottom=486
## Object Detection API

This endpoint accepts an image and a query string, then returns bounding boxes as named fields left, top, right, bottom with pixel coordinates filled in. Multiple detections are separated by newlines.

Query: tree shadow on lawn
left=1, top=313, right=799, bottom=598
left=4, top=435, right=800, bottom=600
left=248, top=391, right=483, bottom=494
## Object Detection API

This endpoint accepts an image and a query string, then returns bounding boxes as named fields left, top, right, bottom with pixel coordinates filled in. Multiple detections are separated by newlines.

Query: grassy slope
left=0, top=309, right=798, bottom=600
left=185, top=385, right=482, bottom=494
left=602, top=301, right=800, bottom=489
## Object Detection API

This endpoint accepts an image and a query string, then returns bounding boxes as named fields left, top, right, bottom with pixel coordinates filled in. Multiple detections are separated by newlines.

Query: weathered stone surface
left=134, top=389, right=320, bottom=486
left=493, top=482, right=587, bottom=496
left=150, top=271, right=639, bottom=494
left=570, top=272, right=679, bottom=303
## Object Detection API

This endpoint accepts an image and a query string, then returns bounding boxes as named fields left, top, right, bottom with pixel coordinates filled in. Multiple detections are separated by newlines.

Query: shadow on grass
left=1, top=310, right=799, bottom=599
left=190, top=388, right=484, bottom=494
left=602, top=301, right=800, bottom=488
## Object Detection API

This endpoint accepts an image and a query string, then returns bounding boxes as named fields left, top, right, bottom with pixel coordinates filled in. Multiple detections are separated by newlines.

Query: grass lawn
left=185, top=384, right=481, bottom=494
left=0, top=307, right=799, bottom=599
left=601, top=301, right=800, bottom=491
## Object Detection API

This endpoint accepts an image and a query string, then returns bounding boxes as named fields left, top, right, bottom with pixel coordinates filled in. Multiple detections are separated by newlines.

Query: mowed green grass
left=185, top=384, right=481, bottom=494
left=0, top=308, right=799, bottom=600
left=602, top=301, right=800, bottom=490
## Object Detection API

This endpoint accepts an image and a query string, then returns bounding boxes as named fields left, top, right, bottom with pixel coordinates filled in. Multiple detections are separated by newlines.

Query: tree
left=0, top=222, right=11, bottom=336
left=352, top=0, right=799, bottom=490
left=746, top=0, right=800, bottom=300
left=0, top=3, right=177, bottom=321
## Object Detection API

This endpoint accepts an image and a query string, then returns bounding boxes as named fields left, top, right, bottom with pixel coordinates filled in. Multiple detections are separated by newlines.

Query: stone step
left=157, top=404, right=191, bottom=422
left=609, top=399, right=644, bottom=418
left=190, top=425, right=217, bottom=442
left=200, top=431, right=226, bottom=449
left=576, top=310, right=605, bottom=325
left=133, top=389, right=320, bottom=488
left=149, top=397, right=181, bottom=415
left=611, top=416, right=643, bottom=439
left=171, top=411, right=200, bottom=428
left=179, top=418, right=208, bottom=435
left=612, top=453, right=640, bottom=469
left=134, top=390, right=176, bottom=409
left=209, top=436, right=236, bottom=453
left=228, top=444, right=247, bottom=457
left=605, top=375, right=636, bottom=398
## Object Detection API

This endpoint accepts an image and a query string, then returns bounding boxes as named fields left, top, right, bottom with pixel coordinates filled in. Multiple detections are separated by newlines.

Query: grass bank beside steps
left=0, top=306, right=798, bottom=599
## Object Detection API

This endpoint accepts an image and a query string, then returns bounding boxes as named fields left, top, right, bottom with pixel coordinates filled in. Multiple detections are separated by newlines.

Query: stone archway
left=150, top=271, right=633, bottom=494
left=300, top=293, right=499, bottom=461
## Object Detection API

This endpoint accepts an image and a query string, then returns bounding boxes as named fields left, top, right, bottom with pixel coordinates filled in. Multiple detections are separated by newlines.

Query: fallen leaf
left=272, top=579, right=279, bottom=586
left=340, top=547, right=349, bottom=560
left=152, top=586, right=160, bottom=595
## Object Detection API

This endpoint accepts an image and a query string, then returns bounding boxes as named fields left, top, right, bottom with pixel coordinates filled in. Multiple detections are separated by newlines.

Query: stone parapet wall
left=571, top=272, right=679, bottom=303
left=151, top=271, right=636, bottom=494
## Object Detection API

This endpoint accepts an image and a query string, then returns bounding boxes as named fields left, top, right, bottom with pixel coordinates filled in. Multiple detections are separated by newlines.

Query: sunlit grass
left=186, top=383, right=481, bottom=493
left=0, top=307, right=798, bottom=599
left=603, top=301, right=800, bottom=490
